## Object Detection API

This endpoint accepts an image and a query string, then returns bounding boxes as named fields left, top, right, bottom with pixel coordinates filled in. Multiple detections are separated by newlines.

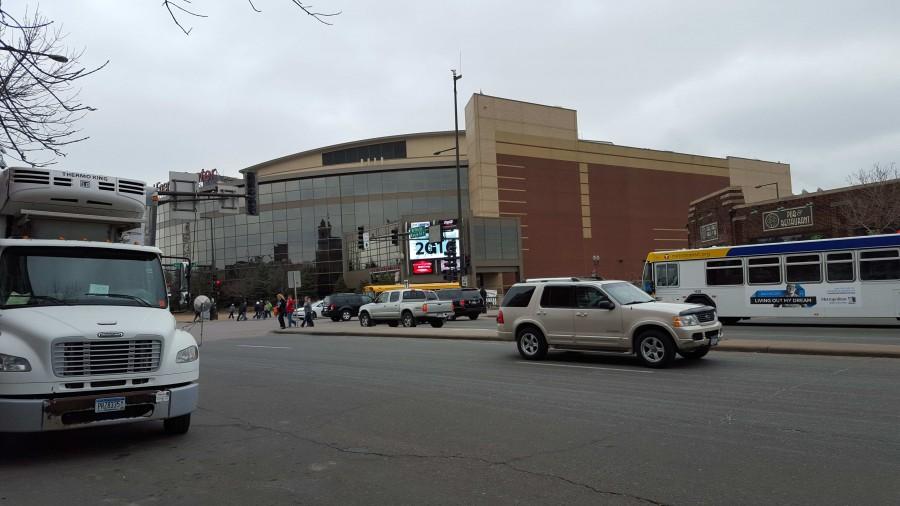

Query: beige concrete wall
left=726, top=157, right=792, bottom=203
left=465, top=94, right=578, bottom=217
left=252, top=132, right=466, bottom=181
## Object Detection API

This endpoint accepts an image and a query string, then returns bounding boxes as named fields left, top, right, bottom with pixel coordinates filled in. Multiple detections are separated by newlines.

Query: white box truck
left=0, top=167, right=199, bottom=434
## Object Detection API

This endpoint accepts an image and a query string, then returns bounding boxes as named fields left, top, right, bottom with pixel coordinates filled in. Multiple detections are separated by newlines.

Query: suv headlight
left=176, top=345, right=199, bottom=363
left=0, top=353, right=32, bottom=372
left=673, top=315, right=700, bottom=327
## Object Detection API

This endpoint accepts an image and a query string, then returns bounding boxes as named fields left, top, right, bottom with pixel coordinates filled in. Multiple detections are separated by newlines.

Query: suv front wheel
left=516, top=326, right=547, bottom=360
left=635, top=330, right=676, bottom=368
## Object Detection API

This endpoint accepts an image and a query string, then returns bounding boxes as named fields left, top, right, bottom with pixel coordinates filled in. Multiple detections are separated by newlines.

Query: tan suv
left=496, top=278, right=722, bottom=368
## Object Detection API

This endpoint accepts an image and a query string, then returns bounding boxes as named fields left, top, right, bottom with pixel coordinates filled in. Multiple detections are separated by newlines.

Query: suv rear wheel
left=635, top=330, right=676, bottom=368
left=517, top=326, right=547, bottom=360
left=341, top=309, right=352, bottom=321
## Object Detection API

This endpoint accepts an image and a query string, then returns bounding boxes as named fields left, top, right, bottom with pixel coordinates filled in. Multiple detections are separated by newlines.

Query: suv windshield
left=0, top=246, right=168, bottom=309
left=603, top=282, right=655, bottom=305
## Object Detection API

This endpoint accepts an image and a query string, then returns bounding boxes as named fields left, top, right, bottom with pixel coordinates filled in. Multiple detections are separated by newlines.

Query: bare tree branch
left=0, top=3, right=107, bottom=166
left=164, top=0, right=341, bottom=34
left=841, top=163, right=900, bottom=235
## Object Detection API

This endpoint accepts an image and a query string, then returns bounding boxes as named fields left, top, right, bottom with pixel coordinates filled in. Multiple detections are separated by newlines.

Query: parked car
left=292, top=300, right=324, bottom=320
left=358, top=289, right=454, bottom=328
left=496, top=277, right=722, bottom=368
left=435, top=288, right=486, bottom=320
left=321, top=293, right=373, bottom=322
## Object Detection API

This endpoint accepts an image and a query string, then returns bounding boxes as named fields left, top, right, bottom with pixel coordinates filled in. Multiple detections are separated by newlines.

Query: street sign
left=363, top=232, right=370, bottom=250
left=287, top=270, right=302, bottom=289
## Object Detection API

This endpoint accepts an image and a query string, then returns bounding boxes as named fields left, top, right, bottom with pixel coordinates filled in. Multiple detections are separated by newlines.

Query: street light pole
left=452, top=69, right=464, bottom=283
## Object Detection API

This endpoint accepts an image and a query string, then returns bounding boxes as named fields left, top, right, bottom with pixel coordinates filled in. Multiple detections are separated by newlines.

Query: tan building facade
left=158, top=93, right=791, bottom=300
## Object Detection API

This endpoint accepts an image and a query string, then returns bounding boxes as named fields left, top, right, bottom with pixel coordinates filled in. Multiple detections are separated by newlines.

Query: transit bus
left=642, top=233, right=900, bottom=323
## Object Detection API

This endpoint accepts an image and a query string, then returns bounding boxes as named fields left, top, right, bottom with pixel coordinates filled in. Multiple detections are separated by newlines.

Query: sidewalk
left=272, top=325, right=900, bottom=359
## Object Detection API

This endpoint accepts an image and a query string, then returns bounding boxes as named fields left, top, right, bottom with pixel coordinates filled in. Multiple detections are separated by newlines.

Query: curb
left=271, top=329, right=900, bottom=359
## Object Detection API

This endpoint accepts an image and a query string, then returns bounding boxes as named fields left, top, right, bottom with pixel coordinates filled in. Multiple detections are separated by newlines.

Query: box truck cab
left=0, top=167, right=199, bottom=434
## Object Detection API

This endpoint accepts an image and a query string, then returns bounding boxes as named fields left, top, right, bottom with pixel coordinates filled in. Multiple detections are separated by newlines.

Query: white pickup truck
left=358, top=289, right=453, bottom=328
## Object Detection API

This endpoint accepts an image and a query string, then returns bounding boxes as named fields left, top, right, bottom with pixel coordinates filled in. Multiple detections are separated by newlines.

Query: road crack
left=197, top=408, right=666, bottom=504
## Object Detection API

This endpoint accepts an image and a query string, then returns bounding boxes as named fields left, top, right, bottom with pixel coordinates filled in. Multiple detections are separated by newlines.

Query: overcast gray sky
left=31, top=0, right=900, bottom=192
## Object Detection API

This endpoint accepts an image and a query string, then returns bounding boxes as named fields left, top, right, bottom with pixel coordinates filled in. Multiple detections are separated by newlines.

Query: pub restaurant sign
left=762, top=204, right=813, bottom=232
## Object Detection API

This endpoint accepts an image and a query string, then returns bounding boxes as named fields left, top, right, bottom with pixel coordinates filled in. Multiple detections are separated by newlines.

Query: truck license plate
left=95, top=397, right=126, bottom=413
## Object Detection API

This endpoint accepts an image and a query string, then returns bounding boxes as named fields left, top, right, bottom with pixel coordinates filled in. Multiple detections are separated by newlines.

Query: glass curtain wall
left=156, top=167, right=468, bottom=301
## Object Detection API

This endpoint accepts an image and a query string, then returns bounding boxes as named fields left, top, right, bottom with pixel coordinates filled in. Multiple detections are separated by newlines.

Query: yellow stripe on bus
left=646, top=247, right=731, bottom=263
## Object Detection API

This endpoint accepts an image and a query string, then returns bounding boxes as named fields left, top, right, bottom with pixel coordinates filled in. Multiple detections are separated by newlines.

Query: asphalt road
left=2, top=330, right=899, bottom=505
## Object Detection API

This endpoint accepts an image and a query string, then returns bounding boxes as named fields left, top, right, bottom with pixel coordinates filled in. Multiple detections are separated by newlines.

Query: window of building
left=748, top=256, right=781, bottom=285
left=539, top=285, right=575, bottom=308
left=705, top=259, right=743, bottom=286
left=322, top=140, right=406, bottom=166
left=826, top=252, right=854, bottom=282
left=654, top=263, right=679, bottom=287
left=859, top=249, right=900, bottom=281
left=785, top=254, right=822, bottom=283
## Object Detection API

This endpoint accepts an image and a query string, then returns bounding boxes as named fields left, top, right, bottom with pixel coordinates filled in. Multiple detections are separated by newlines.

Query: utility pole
left=452, top=69, right=464, bottom=283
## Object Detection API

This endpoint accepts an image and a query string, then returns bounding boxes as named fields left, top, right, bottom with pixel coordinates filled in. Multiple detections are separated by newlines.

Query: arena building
left=154, top=94, right=791, bottom=300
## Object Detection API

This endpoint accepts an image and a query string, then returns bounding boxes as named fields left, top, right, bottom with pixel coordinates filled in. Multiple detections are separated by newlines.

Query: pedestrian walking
left=264, top=300, right=273, bottom=319
left=237, top=299, right=248, bottom=321
left=227, top=302, right=236, bottom=319
left=302, top=296, right=314, bottom=327
left=254, top=300, right=262, bottom=319
left=276, top=294, right=287, bottom=329
left=286, top=295, right=297, bottom=327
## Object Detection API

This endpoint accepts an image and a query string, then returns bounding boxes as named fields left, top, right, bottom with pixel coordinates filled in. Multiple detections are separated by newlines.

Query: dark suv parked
left=322, top=293, right=373, bottom=322
left=435, top=288, right=485, bottom=320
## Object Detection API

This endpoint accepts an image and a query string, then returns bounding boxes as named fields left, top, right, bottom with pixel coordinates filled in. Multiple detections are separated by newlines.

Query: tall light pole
left=452, top=69, right=464, bottom=282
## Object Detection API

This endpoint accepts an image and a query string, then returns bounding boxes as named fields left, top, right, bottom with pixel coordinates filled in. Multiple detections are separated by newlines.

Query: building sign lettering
left=762, top=205, right=813, bottom=232
left=699, top=222, right=718, bottom=242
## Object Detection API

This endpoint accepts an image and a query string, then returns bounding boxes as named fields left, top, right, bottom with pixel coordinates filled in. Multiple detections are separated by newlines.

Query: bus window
left=785, top=254, right=822, bottom=283
left=706, top=259, right=743, bottom=285
left=748, top=256, right=781, bottom=285
left=655, top=263, right=679, bottom=287
left=826, top=252, right=854, bottom=282
left=859, top=249, right=900, bottom=281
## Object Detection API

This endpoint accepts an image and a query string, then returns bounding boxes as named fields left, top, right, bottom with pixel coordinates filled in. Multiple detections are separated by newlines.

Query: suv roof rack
left=524, top=276, right=604, bottom=283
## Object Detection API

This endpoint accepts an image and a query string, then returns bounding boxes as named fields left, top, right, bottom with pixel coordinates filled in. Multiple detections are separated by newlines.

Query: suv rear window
left=502, top=285, right=535, bottom=307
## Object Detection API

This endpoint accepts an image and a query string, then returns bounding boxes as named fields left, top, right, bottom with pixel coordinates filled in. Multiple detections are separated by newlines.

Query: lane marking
left=518, top=362, right=653, bottom=373
left=237, top=345, right=293, bottom=349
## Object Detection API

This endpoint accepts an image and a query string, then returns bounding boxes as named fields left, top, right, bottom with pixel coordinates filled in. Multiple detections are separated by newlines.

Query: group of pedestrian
left=226, top=294, right=315, bottom=329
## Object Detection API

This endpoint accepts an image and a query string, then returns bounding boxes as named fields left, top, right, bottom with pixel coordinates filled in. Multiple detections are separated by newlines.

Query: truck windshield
left=0, top=246, right=168, bottom=309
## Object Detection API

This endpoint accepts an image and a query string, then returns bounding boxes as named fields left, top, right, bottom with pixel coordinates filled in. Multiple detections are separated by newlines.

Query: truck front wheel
left=164, top=413, right=191, bottom=435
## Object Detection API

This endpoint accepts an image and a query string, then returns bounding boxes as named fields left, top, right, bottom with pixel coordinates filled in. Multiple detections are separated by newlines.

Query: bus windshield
left=604, top=282, right=656, bottom=305
left=0, top=246, right=168, bottom=309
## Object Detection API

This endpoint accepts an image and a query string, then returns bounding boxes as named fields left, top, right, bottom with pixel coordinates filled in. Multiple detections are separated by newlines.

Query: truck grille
left=697, top=310, right=716, bottom=323
left=53, top=340, right=162, bottom=377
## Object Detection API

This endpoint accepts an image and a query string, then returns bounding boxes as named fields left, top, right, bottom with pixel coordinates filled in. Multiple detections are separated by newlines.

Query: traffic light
left=244, top=171, right=259, bottom=216
left=391, top=228, right=399, bottom=246
left=357, top=226, right=365, bottom=250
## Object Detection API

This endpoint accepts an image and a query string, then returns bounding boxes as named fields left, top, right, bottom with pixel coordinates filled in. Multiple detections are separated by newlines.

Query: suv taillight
left=496, top=310, right=504, bottom=324
left=329, top=304, right=336, bottom=310
left=460, top=299, right=465, bottom=306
